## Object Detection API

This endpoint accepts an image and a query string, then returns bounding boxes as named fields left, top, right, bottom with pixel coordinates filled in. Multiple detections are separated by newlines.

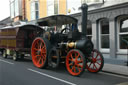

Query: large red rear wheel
left=66, top=49, right=86, bottom=76
left=31, top=37, right=50, bottom=68
left=86, top=49, right=104, bottom=73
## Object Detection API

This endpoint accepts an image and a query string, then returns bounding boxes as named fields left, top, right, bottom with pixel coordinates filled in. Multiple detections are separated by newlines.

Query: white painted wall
left=88, top=0, right=128, bottom=11
left=67, top=0, right=81, bottom=15
left=103, top=0, right=128, bottom=7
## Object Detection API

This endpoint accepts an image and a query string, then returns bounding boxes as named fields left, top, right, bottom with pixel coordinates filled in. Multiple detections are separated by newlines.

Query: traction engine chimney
left=81, top=3, right=88, bottom=36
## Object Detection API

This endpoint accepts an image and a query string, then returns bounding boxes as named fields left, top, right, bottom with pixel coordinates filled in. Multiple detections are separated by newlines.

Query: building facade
left=10, top=0, right=128, bottom=60
left=24, top=0, right=67, bottom=21
left=10, top=0, right=104, bottom=21
left=73, top=0, right=128, bottom=60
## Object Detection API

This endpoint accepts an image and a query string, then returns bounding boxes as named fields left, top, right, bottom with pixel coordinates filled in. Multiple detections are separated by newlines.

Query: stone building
left=72, top=0, right=128, bottom=61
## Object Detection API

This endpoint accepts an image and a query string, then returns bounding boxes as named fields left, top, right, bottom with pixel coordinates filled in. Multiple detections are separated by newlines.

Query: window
left=10, top=1, right=15, bottom=18
left=47, top=0, right=54, bottom=16
left=119, top=18, right=128, bottom=49
left=14, top=0, right=19, bottom=16
left=99, top=19, right=110, bottom=50
left=31, top=1, right=39, bottom=20
left=54, top=0, right=58, bottom=14
left=47, top=0, right=58, bottom=16
left=87, top=21, right=92, bottom=40
left=10, top=0, right=22, bottom=19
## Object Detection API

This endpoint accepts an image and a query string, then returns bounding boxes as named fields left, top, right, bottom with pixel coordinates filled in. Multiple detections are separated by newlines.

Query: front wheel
left=86, top=49, right=104, bottom=73
left=66, top=49, right=86, bottom=76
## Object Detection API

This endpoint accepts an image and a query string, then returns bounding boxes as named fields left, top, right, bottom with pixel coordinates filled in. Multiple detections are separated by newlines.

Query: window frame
left=54, top=0, right=59, bottom=15
left=117, top=16, right=128, bottom=53
left=47, top=0, right=59, bottom=16
left=30, top=1, right=39, bottom=20
left=98, top=19, right=110, bottom=52
left=14, top=0, right=19, bottom=17
left=10, top=1, right=15, bottom=18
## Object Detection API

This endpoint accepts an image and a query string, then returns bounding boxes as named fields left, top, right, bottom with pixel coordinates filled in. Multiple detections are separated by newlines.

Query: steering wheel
left=61, top=28, right=70, bottom=34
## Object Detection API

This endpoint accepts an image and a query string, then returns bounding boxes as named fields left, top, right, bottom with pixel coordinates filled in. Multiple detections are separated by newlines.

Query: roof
left=0, top=17, right=11, bottom=24
left=0, top=24, right=42, bottom=30
left=37, top=15, right=78, bottom=26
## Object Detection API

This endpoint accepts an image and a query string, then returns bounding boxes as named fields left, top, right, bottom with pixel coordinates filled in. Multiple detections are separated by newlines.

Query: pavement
left=102, top=57, right=128, bottom=77
left=102, top=63, right=128, bottom=76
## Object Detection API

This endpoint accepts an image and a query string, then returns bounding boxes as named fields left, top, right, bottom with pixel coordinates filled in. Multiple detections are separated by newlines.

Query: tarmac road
left=0, top=56, right=128, bottom=85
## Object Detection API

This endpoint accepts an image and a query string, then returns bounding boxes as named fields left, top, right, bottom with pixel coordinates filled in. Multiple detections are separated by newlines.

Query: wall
left=25, top=0, right=67, bottom=21
left=25, top=0, right=31, bottom=21
left=59, top=0, right=66, bottom=14
left=72, top=2, right=128, bottom=60
left=88, top=0, right=128, bottom=11
left=39, top=0, right=47, bottom=18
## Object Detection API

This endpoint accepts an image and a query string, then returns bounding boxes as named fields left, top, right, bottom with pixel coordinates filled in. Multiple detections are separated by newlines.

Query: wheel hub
left=92, top=58, right=96, bottom=63
left=37, top=50, right=41, bottom=55
left=74, top=60, right=78, bottom=65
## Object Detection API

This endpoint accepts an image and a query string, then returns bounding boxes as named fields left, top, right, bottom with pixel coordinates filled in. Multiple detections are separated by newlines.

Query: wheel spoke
left=41, top=49, right=46, bottom=54
left=93, top=64, right=95, bottom=69
left=40, top=42, right=43, bottom=49
left=71, top=66, right=75, bottom=71
left=96, top=62, right=101, bottom=66
left=34, top=48, right=38, bottom=51
left=97, top=58, right=101, bottom=61
left=41, top=48, right=46, bottom=53
left=93, top=63, right=98, bottom=70
left=37, top=57, right=42, bottom=64
left=69, top=63, right=73, bottom=66
left=68, top=58, right=72, bottom=61
left=77, top=60, right=83, bottom=63
left=88, top=62, right=92, bottom=68
left=77, top=64, right=83, bottom=68
left=73, top=66, right=76, bottom=73
left=70, top=54, right=73, bottom=60
left=35, top=55, right=40, bottom=58
left=95, top=53, right=99, bottom=59
left=37, top=41, right=40, bottom=49
left=41, top=54, right=46, bottom=60
left=75, top=53, right=80, bottom=60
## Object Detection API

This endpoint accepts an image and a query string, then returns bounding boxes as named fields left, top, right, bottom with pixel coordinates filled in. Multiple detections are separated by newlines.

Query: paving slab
left=103, top=63, right=128, bottom=76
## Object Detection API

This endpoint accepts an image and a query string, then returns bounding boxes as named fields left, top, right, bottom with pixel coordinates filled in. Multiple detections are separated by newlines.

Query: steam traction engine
left=31, top=4, right=104, bottom=76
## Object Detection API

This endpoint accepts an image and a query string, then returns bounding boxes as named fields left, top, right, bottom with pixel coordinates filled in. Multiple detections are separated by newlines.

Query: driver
left=55, top=25, right=63, bottom=33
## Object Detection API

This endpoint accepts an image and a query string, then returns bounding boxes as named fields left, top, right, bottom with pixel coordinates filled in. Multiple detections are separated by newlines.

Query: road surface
left=0, top=56, right=128, bottom=85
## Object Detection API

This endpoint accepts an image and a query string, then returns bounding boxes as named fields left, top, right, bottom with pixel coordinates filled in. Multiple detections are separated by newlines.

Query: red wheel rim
left=66, top=50, right=84, bottom=76
left=31, top=38, right=47, bottom=68
left=86, top=50, right=103, bottom=72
